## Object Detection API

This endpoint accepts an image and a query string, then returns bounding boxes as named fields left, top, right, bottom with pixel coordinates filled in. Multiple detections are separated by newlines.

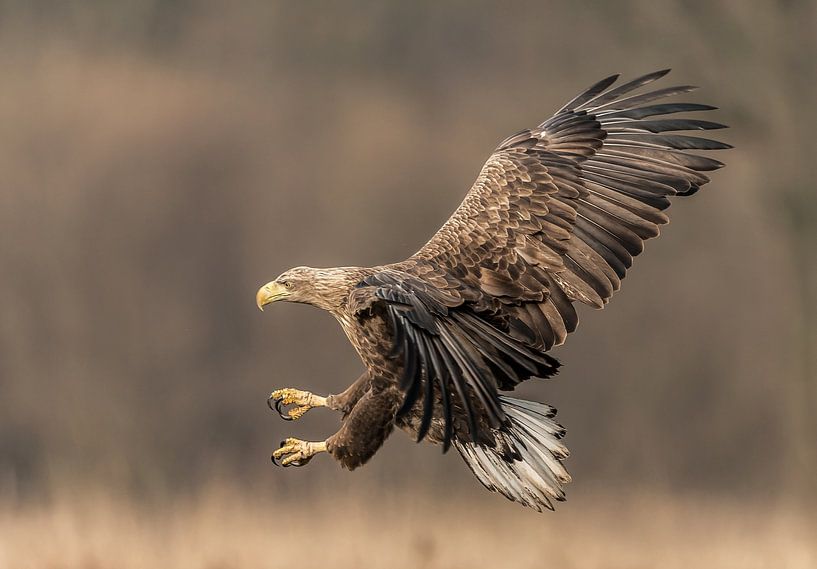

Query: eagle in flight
left=256, top=70, right=729, bottom=511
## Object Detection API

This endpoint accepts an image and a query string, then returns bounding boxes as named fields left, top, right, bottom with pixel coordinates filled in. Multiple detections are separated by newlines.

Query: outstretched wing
left=406, top=69, right=729, bottom=350
left=355, top=70, right=729, bottom=449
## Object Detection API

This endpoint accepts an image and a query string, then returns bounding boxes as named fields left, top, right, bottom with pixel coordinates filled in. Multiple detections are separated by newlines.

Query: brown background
left=0, top=2, right=815, bottom=567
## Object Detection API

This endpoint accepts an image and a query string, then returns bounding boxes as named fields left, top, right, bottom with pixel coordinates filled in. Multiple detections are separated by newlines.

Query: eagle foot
left=271, top=438, right=327, bottom=467
left=268, top=388, right=327, bottom=421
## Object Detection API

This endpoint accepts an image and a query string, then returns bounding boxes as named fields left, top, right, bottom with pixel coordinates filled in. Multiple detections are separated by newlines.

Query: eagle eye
left=283, top=280, right=294, bottom=290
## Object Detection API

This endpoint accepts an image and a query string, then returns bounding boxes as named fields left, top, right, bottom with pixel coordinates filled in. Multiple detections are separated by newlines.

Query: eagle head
left=256, top=266, right=363, bottom=313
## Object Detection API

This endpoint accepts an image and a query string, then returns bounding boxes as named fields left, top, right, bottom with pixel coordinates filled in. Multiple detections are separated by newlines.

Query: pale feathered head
left=256, top=266, right=362, bottom=313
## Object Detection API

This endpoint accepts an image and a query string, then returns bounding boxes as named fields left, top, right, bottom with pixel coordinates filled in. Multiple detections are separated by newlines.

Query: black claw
left=274, top=398, right=294, bottom=421
left=267, top=394, right=276, bottom=412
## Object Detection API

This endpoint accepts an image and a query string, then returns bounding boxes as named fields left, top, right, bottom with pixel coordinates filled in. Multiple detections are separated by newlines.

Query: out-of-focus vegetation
left=2, top=484, right=815, bottom=569
left=0, top=2, right=815, bottom=565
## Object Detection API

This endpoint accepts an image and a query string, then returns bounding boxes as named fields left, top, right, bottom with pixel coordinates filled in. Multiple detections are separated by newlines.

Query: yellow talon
left=271, top=438, right=327, bottom=467
left=286, top=405, right=310, bottom=420
left=269, top=388, right=327, bottom=421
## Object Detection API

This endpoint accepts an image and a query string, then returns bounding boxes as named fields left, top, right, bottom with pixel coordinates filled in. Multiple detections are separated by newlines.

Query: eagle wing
left=352, top=70, right=729, bottom=449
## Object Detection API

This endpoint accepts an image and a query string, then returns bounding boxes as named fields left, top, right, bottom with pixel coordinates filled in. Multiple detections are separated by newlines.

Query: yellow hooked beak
left=256, top=281, right=288, bottom=311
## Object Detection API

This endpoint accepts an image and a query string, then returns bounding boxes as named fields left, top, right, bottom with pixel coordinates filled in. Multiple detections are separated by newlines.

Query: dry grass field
left=1, top=484, right=814, bottom=569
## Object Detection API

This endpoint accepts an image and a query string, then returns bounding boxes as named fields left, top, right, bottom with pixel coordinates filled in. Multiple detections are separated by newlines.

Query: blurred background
left=1, top=1, right=815, bottom=567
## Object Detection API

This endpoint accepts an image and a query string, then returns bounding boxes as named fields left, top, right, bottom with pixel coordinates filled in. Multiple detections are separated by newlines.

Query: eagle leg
left=271, top=437, right=327, bottom=467
left=325, top=372, right=372, bottom=416
left=268, top=388, right=328, bottom=421
left=325, top=386, right=401, bottom=470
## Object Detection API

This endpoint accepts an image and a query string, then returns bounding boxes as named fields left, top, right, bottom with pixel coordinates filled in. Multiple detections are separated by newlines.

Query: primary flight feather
left=256, top=70, right=729, bottom=512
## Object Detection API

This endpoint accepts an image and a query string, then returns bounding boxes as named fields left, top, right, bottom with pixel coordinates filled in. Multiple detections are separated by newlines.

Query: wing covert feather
left=399, top=70, right=728, bottom=351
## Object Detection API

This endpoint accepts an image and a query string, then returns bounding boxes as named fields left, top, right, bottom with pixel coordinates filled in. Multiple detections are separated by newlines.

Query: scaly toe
left=268, top=389, right=326, bottom=421
left=271, top=438, right=297, bottom=466
left=270, top=438, right=326, bottom=468
left=286, top=405, right=311, bottom=421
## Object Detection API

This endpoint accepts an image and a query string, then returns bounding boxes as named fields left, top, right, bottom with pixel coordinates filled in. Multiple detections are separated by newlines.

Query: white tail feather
left=454, top=396, right=571, bottom=512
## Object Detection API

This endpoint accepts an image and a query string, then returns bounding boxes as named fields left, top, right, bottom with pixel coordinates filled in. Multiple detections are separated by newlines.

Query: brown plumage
left=257, top=70, right=730, bottom=511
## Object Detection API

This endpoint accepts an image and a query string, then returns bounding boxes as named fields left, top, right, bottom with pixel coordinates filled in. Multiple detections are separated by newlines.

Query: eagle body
left=257, top=70, right=729, bottom=511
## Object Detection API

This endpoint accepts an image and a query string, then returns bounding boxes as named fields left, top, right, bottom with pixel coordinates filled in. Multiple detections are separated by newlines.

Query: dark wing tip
left=708, top=157, right=727, bottom=169
left=555, top=73, right=621, bottom=114
left=594, top=73, right=622, bottom=90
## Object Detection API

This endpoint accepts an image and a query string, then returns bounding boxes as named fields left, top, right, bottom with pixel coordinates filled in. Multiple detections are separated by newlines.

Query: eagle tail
left=454, top=396, right=571, bottom=512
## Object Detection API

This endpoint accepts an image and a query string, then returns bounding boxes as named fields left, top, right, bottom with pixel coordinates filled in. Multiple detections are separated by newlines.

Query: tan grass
left=0, top=484, right=814, bottom=569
